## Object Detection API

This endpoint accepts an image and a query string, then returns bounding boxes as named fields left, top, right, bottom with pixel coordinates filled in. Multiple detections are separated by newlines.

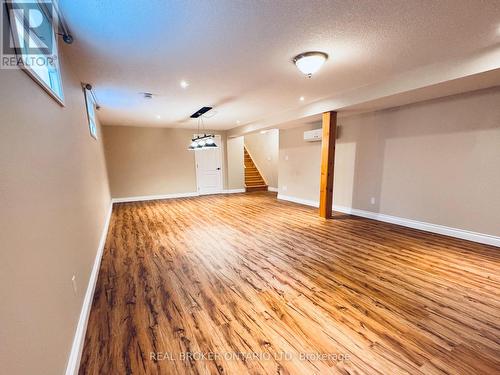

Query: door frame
left=194, top=134, right=224, bottom=195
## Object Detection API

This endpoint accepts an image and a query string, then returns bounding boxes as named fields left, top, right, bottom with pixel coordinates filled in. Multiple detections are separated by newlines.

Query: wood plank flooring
left=79, top=192, right=500, bottom=375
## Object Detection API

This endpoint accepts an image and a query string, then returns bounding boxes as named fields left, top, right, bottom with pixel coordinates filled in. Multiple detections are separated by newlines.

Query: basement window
left=4, top=0, right=64, bottom=104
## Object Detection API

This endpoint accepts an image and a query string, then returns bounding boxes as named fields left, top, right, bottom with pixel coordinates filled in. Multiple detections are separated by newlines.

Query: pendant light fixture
left=188, top=115, right=218, bottom=150
left=293, top=51, right=328, bottom=78
left=204, top=137, right=217, bottom=148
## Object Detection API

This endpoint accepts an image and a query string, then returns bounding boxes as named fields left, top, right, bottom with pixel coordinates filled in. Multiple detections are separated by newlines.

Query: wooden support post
left=319, top=111, right=337, bottom=219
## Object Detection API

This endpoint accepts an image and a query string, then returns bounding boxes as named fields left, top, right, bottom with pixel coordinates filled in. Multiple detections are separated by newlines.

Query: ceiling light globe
left=294, top=52, right=328, bottom=77
left=205, top=137, right=215, bottom=145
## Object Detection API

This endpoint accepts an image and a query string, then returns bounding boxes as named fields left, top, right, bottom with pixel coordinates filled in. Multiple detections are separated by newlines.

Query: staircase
left=244, top=147, right=268, bottom=192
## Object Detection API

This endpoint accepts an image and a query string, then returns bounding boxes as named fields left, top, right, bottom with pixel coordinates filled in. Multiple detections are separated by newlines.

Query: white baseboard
left=333, top=205, right=500, bottom=247
left=277, top=194, right=319, bottom=208
left=277, top=194, right=500, bottom=247
left=65, top=202, right=113, bottom=375
left=112, top=191, right=198, bottom=203
left=112, top=189, right=248, bottom=204
left=268, top=187, right=279, bottom=192
left=223, top=188, right=246, bottom=194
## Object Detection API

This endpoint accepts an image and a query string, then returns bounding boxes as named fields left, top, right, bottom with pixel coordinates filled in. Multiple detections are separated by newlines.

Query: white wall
left=227, top=136, right=245, bottom=189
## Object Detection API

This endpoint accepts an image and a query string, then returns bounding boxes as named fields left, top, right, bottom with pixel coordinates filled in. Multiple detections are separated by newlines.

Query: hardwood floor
left=79, top=192, right=500, bottom=375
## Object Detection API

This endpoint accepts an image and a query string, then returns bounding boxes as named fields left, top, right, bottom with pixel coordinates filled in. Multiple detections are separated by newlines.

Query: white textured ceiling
left=59, top=0, right=500, bottom=131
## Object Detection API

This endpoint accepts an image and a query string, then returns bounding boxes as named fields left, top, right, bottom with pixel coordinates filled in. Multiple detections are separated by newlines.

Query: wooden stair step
left=246, top=177, right=265, bottom=182
left=245, top=185, right=268, bottom=192
left=246, top=182, right=266, bottom=187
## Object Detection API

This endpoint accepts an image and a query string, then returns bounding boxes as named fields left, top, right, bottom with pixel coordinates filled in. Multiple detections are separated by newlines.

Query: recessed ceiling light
left=236, top=120, right=241, bottom=125
left=260, top=130, right=268, bottom=134
left=293, top=51, right=328, bottom=78
left=180, top=80, right=189, bottom=88
left=156, top=115, right=161, bottom=119
left=299, top=96, right=305, bottom=101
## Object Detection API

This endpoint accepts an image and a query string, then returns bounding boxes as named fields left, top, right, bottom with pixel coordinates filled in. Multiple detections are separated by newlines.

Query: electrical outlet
left=370, top=197, right=376, bottom=205
left=285, top=155, right=289, bottom=161
left=71, top=275, right=77, bottom=295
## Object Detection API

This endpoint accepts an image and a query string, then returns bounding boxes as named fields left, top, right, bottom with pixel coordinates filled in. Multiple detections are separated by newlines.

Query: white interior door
left=195, top=135, right=223, bottom=195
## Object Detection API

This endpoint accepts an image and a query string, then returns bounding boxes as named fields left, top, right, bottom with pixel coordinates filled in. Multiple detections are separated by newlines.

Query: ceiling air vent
left=190, top=106, right=213, bottom=118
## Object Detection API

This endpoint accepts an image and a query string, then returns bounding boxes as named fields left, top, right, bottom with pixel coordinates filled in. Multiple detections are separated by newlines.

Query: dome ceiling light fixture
left=293, top=51, right=328, bottom=78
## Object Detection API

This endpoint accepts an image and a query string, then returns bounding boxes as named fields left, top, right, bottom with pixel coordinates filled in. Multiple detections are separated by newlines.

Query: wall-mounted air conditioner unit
left=303, top=128, right=322, bottom=142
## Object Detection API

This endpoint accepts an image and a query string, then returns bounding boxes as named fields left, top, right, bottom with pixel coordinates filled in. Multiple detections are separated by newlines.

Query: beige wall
left=103, top=126, right=196, bottom=197
left=244, top=129, right=279, bottom=188
left=279, top=124, right=321, bottom=201
left=279, top=87, right=500, bottom=237
left=103, top=126, right=230, bottom=198
left=227, top=136, right=245, bottom=189
left=0, top=48, right=111, bottom=374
